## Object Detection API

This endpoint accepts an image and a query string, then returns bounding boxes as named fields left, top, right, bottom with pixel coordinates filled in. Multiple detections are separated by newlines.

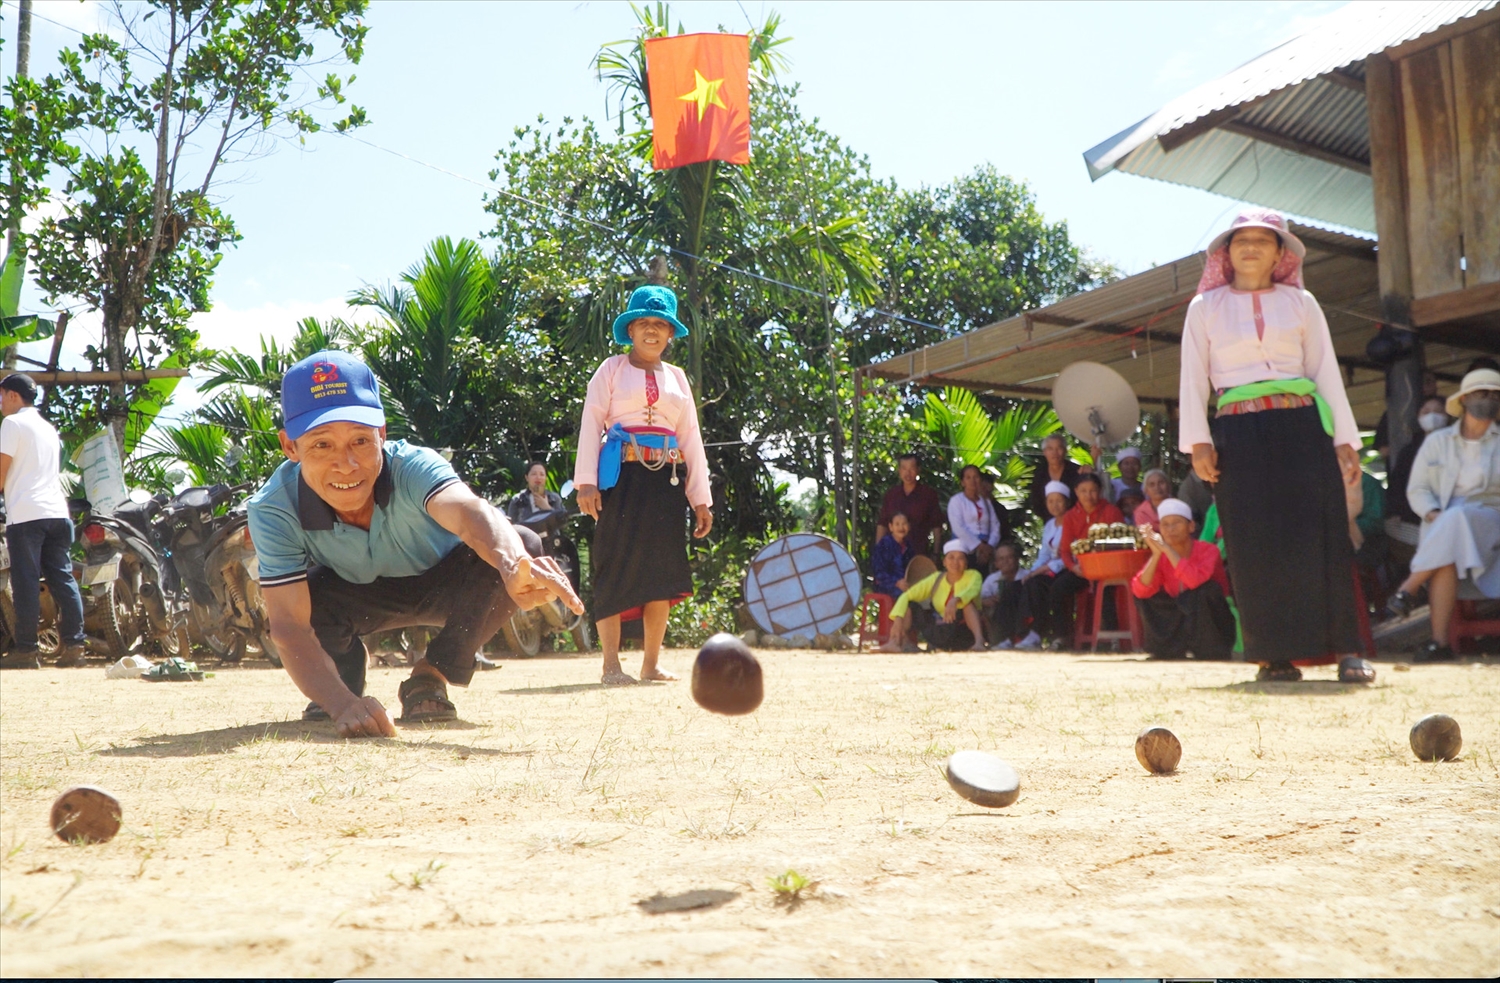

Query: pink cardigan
left=573, top=354, right=712, bottom=508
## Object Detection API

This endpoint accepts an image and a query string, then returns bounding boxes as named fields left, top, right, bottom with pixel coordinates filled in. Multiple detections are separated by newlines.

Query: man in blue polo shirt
left=249, top=351, right=582, bottom=738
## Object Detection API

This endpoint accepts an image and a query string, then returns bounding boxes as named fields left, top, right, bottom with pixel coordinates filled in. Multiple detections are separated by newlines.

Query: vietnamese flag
left=644, top=33, right=750, bottom=170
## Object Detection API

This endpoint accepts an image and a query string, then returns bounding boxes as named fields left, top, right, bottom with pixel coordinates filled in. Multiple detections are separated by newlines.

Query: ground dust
left=2, top=651, right=1496, bottom=977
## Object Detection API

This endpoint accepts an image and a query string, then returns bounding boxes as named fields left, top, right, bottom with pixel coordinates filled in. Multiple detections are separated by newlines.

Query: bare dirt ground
left=2, top=649, right=1497, bottom=978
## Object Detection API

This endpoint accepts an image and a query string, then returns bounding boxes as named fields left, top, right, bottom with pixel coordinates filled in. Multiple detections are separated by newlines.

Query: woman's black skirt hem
left=1212, top=404, right=1359, bottom=662
left=591, top=461, right=693, bottom=622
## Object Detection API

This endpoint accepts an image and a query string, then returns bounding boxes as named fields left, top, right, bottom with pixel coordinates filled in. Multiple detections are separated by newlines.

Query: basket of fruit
left=1072, top=522, right=1151, bottom=580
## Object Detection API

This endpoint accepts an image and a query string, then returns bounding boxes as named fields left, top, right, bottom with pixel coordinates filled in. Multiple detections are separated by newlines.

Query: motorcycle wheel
left=101, top=578, right=142, bottom=658
left=254, top=631, right=283, bottom=668
left=501, top=610, right=542, bottom=657
left=570, top=617, right=593, bottom=653
left=150, top=622, right=192, bottom=660
left=191, top=603, right=239, bottom=661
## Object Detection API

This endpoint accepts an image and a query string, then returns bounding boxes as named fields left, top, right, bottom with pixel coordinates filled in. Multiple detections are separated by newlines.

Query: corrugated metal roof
left=1083, top=0, right=1499, bottom=232
left=862, top=223, right=1493, bottom=430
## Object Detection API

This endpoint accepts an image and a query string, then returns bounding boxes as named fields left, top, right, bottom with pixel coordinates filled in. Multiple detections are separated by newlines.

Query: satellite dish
left=1052, top=361, right=1141, bottom=448
left=743, top=533, right=862, bottom=640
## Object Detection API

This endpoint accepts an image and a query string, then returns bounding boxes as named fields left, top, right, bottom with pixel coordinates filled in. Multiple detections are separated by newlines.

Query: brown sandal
left=396, top=674, right=458, bottom=724
left=1256, top=662, right=1302, bottom=682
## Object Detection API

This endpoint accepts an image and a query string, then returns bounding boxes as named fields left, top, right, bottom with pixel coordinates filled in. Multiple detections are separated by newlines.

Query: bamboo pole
left=21, top=369, right=191, bottom=384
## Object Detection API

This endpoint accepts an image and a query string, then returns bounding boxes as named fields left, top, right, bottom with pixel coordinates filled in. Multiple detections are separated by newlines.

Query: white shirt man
left=0, top=374, right=86, bottom=668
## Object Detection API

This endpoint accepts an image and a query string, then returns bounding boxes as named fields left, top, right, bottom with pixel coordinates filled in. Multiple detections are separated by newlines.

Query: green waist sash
left=1217, top=378, right=1333, bottom=438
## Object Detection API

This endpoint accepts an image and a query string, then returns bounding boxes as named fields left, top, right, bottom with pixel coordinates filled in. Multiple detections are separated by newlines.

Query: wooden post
left=1366, top=51, right=1414, bottom=327
left=1367, top=51, right=1426, bottom=466
left=35, top=309, right=68, bottom=416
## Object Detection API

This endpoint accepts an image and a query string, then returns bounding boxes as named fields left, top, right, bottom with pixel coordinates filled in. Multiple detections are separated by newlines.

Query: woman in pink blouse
left=1180, top=209, right=1371, bottom=684
left=575, top=286, right=713, bottom=686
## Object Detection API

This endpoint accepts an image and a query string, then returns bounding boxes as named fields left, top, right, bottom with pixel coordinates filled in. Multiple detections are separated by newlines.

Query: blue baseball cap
left=281, top=350, right=386, bottom=440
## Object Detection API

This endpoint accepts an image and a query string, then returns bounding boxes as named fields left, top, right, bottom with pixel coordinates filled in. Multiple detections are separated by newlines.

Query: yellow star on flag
left=677, top=69, right=727, bottom=122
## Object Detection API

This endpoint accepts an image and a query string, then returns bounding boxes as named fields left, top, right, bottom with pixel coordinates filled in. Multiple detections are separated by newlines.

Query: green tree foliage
left=6, top=0, right=368, bottom=448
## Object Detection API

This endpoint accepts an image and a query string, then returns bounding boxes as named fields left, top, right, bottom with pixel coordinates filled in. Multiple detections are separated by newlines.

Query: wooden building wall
left=1396, top=17, right=1500, bottom=324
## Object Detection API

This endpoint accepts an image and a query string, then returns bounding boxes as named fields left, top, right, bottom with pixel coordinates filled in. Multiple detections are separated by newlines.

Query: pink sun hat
left=1197, top=207, right=1307, bottom=294
left=1206, top=207, right=1306, bottom=258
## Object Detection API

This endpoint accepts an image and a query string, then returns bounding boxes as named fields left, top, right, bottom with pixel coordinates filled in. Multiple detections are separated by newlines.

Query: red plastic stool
left=857, top=592, right=895, bottom=652
left=1450, top=599, right=1500, bottom=653
left=1079, top=577, right=1141, bottom=652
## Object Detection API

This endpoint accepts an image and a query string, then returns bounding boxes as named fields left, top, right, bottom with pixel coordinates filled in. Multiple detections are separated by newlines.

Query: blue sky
left=7, top=0, right=1347, bottom=396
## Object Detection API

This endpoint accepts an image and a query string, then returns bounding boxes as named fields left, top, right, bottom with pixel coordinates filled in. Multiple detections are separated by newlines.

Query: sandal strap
left=398, top=674, right=455, bottom=713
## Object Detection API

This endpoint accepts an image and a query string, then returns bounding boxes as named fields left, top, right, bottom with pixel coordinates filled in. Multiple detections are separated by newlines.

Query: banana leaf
left=123, top=351, right=188, bottom=455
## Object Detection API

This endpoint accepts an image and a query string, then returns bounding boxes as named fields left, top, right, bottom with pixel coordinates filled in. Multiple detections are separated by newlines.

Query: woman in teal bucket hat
left=574, top=285, right=713, bottom=686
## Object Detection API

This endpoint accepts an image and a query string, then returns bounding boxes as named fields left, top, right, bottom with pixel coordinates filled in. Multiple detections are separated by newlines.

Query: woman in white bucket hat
left=1179, top=208, right=1371, bottom=684
left=1385, top=368, right=1500, bottom=661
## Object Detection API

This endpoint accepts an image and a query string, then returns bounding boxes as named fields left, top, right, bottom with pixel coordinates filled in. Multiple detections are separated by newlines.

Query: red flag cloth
left=645, top=33, right=750, bottom=170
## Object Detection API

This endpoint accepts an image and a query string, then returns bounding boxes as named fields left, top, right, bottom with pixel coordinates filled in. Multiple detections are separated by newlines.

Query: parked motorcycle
left=76, top=494, right=189, bottom=659
left=195, top=499, right=282, bottom=666
left=502, top=486, right=591, bottom=656
left=147, top=481, right=281, bottom=665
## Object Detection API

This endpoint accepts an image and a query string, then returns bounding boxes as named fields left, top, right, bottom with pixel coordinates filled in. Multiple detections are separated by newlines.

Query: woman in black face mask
left=1385, top=368, right=1500, bottom=661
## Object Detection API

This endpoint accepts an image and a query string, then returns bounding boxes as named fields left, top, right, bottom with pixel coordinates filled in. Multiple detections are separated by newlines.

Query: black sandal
left=1337, top=656, right=1376, bottom=684
left=397, top=673, right=458, bottom=724
left=1256, top=662, right=1302, bottom=682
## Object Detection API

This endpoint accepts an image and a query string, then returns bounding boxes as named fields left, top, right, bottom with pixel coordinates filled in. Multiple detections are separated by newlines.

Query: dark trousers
left=912, top=606, right=975, bottom=651
left=1133, top=580, right=1236, bottom=661
left=1021, top=572, right=1055, bottom=636
left=984, top=580, right=1025, bottom=643
left=308, top=529, right=542, bottom=694
left=1047, top=569, right=1092, bottom=640
left=5, top=517, right=85, bottom=650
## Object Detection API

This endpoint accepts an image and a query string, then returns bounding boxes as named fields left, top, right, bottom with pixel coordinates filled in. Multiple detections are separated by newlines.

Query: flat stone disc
left=1409, top=713, right=1462, bottom=761
left=944, top=750, right=1020, bottom=808
left=51, top=786, right=122, bottom=844
left=1135, top=726, right=1182, bottom=774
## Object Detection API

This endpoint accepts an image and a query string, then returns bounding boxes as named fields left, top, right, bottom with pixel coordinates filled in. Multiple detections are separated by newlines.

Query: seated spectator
left=981, top=542, right=1025, bottom=649
left=978, top=469, right=1015, bottom=542
left=879, top=540, right=986, bottom=652
left=871, top=512, right=916, bottom=598
left=948, top=464, right=1003, bottom=571
left=1013, top=481, right=1071, bottom=650
left=1111, top=446, right=1144, bottom=499
left=1047, top=473, right=1125, bottom=648
left=1388, top=394, right=1451, bottom=532
left=1025, top=433, right=1082, bottom=521
left=1131, top=499, right=1236, bottom=660
left=1134, top=468, right=1173, bottom=531
left=1348, top=467, right=1387, bottom=597
left=1117, top=487, right=1145, bottom=524
left=1385, top=368, right=1500, bottom=662
left=1175, top=466, right=1214, bottom=526
left=877, top=453, right=944, bottom=557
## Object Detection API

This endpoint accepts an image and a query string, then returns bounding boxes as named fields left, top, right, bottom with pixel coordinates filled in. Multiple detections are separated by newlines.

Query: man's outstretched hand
left=334, top=696, right=396, bottom=739
left=503, top=553, right=585, bottom=614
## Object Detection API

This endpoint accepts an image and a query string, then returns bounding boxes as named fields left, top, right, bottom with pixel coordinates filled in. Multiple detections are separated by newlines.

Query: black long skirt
left=1212, top=404, right=1358, bottom=662
left=591, top=461, right=693, bottom=622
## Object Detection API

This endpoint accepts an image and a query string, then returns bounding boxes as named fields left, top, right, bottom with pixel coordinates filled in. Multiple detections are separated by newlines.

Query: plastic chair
left=857, top=592, right=895, bottom=652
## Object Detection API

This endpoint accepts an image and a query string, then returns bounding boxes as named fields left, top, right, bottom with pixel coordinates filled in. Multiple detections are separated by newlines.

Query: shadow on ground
left=635, top=889, right=738, bottom=914
left=501, top=682, right=608, bottom=695
left=97, top=720, right=527, bottom=758
left=1208, top=680, right=1384, bottom=695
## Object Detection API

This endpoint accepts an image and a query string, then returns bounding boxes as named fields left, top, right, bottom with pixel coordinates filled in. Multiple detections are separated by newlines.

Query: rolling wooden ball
left=691, top=633, right=764, bottom=716
left=1409, top=713, right=1462, bottom=762
left=944, top=750, right=1020, bottom=808
left=1135, top=726, right=1182, bottom=774
left=51, top=786, right=122, bottom=844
